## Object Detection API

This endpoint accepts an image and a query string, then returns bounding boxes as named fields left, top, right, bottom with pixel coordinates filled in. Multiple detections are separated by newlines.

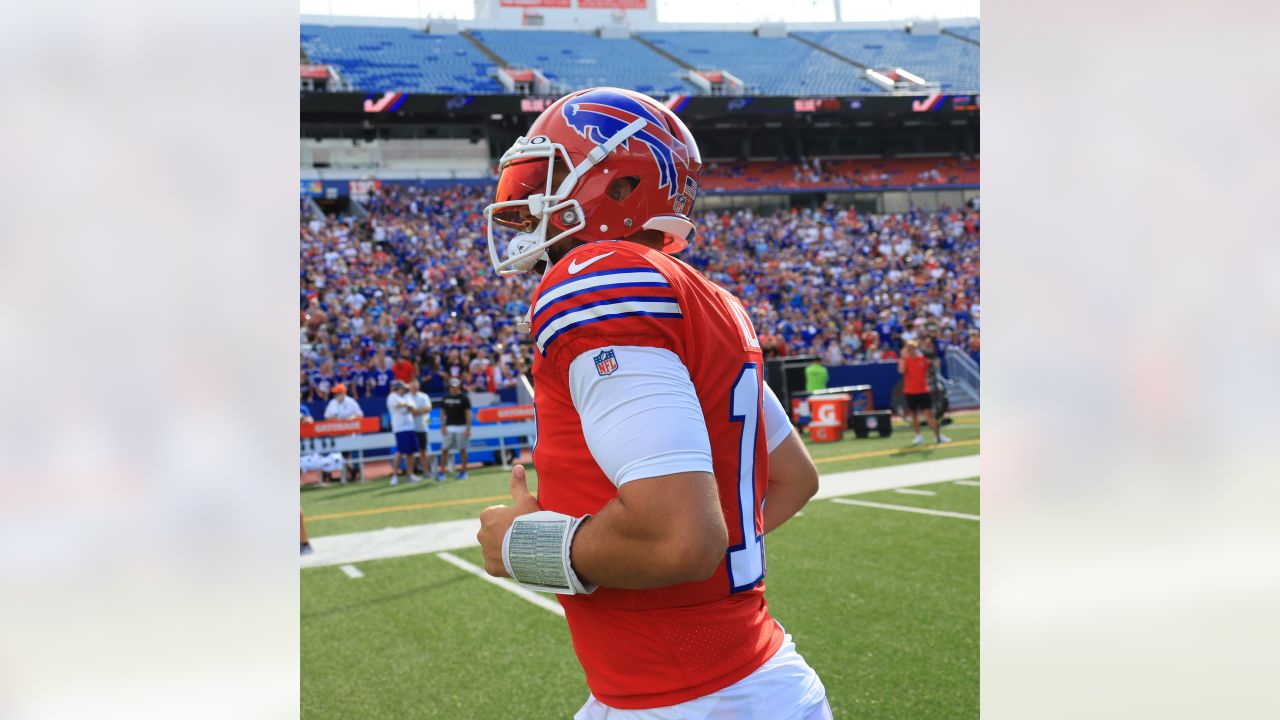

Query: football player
left=476, top=88, right=829, bottom=719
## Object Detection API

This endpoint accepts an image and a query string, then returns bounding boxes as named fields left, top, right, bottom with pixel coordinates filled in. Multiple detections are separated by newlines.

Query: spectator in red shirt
left=899, top=340, right=950, bottom=446
left=391, top=352, right=416, bottom=383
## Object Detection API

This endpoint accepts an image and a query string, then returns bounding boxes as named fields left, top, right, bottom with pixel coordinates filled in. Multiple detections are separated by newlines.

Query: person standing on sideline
left=408, top=378, right=434, bottom=478
left=300, top=405, right=317, bottom=554
left=323, top=383, right=364, bottom=484
left=899, top=340, right=951, bottom=446
left=804, top=356, right=829, bottom=393
left=300, top=511, right=312, bottom=556
left=386, top=380, right=421, bottom=486
left=922, top=326, right=951, bottom=427
left=437, top=378, right=472, bottom=481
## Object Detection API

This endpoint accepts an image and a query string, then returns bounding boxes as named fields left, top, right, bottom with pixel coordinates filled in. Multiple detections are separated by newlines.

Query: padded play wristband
left=501, top=510, right=597, bottom=595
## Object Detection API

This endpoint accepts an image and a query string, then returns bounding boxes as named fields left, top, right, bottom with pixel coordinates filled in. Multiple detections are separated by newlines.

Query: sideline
left=302, top=455, right=980, bottom=570
left=813, top=438, right=979, bottom=466
left=307, top=442, right=981, bottom=524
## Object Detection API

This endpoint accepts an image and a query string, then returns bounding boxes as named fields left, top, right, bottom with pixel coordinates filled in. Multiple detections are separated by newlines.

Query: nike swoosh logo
left=567, top=252, right=615, bottom=275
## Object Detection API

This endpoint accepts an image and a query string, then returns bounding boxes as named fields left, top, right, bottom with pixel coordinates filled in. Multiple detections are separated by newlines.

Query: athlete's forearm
left=763, top=481, right=813, bottom=534
left=570, top=472, right=727, bottom=590
left=762, top=430, right=819, bottom=534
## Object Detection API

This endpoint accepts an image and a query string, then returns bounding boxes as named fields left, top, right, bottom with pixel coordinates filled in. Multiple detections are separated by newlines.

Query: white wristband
left=501, top=510, right=597, bottom=595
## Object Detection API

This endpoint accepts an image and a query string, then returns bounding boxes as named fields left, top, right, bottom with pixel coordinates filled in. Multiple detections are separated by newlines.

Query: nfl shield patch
left=593, top=349, right=619, bottom=376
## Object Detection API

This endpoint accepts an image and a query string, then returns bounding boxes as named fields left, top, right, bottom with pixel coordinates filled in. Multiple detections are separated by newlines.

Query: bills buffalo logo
left=593, top=348, right=619, bottom=376
left=563, top=91, right=691, bottom=202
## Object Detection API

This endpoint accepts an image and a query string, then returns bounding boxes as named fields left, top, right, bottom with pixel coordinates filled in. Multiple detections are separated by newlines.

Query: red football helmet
left=484, top=87, right=702, bottom=275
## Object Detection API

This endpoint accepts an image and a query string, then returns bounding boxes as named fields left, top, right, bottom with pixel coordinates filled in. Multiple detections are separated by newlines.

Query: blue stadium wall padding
left=826, top=362, right=900, bottom=411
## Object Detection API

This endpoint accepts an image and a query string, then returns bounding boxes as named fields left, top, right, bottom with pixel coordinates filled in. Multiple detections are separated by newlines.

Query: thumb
left=509, top=464, right=534, bottom=503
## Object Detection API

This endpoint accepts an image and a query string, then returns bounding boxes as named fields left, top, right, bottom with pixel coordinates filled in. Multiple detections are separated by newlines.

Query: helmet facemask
left=485, top=117, right=648, bottom=275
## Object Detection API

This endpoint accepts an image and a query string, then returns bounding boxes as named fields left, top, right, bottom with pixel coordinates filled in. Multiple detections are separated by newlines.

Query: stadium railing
left=942, top=346, right=980, bottom=408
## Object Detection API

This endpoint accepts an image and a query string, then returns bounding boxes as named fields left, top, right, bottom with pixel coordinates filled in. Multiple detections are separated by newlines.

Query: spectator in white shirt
left=345, top=290, right=366, bottom=311
left=323, top=384, right=364, bottom=483
left=324, top=383, right=362, bottom=420
left=386, top=380, right=421, bottom=486
left=409, top=379, right=435, bottom=478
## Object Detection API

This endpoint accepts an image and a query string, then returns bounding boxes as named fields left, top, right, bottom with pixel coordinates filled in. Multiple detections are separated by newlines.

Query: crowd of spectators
left=684, top=199, right=980, bottom=370
left=300, top=180, right=979, bottom=402
left=699, top=156, right=979, bottom=192
left=300, top=184, right=535, bottom=402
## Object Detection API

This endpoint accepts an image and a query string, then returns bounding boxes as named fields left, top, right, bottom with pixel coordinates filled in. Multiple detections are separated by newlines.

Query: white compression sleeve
left=762, top=382, right=794, bottom=453
left=567, top=346, right=714, bottom=487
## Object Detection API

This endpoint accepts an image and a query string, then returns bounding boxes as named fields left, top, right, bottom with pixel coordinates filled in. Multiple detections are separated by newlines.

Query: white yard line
left=301, top=518, right=481, bottom=570
left=894, top=488, right=936, bottom=496
left=812, top=455, right=980, bottom=499
left=953, top=480, right=980, bottom=487
left=339, top=564, right=363, bottom=579
left=302, top=456, right=981, bottom=570
left=831, top=498, right=980, bottom=521
left=436, top=552, right=565, bottom=618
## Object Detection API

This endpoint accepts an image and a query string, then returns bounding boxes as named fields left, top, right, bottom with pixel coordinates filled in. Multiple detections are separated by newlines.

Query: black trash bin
left=851, top=410, right=894, bottom=439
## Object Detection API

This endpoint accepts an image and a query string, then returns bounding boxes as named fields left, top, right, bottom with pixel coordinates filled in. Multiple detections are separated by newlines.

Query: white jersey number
left=726, top=363, right=766, bottom=593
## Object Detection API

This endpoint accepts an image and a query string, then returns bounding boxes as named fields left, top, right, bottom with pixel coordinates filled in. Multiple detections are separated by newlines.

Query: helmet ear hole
left=607, top=176, right=641, bottom=202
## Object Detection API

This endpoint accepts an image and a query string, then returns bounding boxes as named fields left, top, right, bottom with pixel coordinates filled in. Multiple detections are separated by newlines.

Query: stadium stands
left=467, top=30, right=689, bottom=96
left=700, top=157, right=980, bottom=192
left=299, top=25, right=980, bottom=95
left=300, top=24, right=503, bottom=94
left=300, top=178, right=980, bottom=403
left=793, top=29, right=979, bottom=91
left=641, top=31, right=881, bottom=95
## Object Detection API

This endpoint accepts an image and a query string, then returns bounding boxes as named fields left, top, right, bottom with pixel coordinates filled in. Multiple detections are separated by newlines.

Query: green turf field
left=302, top=417, right=979, bottom=719
left=301, top=415, right=979, bottom=538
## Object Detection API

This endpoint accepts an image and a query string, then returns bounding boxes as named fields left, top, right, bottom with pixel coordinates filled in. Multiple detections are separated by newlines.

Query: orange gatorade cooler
left=808, top=394, right=850, bottom=442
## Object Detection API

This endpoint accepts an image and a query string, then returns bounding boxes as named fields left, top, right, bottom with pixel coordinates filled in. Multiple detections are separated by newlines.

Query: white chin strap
left=485, top=117, right=648, bottom=276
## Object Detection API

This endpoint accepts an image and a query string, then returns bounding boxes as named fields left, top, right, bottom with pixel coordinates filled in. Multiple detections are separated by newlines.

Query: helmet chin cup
left=505, top=233, right=547, bottom=273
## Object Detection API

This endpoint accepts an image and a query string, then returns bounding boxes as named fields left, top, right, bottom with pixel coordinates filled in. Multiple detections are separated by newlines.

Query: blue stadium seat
left=299, top=25, right=978, bottom=95
left=794, top=29, right=979, bottom=92
left=640, top=32, right=880, bottom=95
left=300, top=25, right=504, bottom=94
left=468, top=30, right=688, bottom=97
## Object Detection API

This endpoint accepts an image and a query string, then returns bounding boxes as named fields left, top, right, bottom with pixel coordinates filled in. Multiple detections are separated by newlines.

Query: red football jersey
left=902, top=354, right=931, bottom=395
left=529, top=241, right=784, bottom=709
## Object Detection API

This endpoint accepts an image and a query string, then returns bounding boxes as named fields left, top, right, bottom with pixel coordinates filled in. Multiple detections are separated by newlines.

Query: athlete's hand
left=477, top=464, right=541, bottom=577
